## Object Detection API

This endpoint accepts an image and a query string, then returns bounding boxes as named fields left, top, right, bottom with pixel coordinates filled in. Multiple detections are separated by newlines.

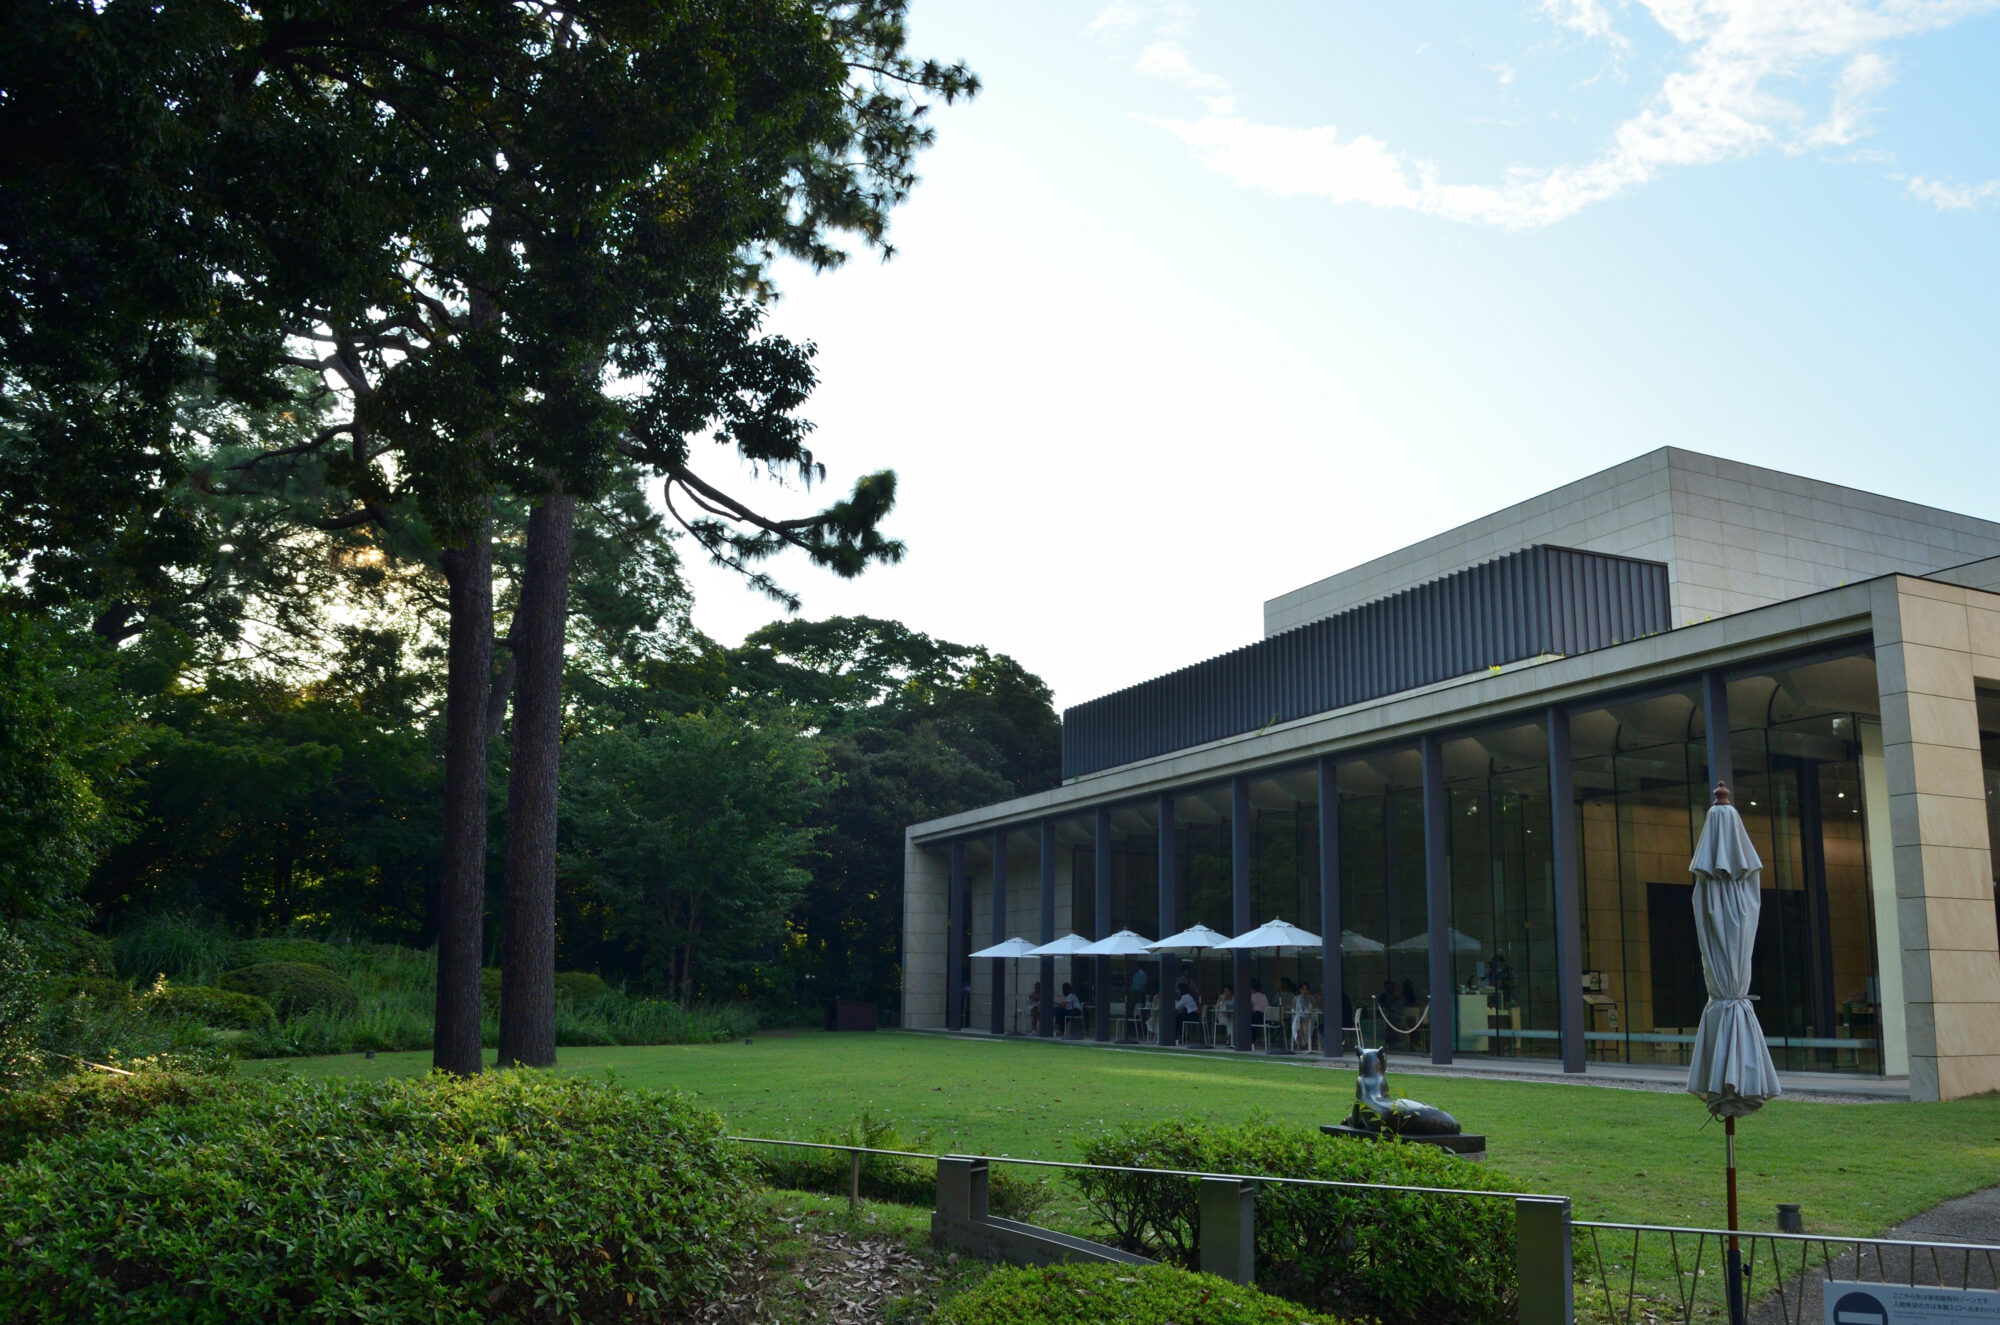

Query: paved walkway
left=1747, top=1186, right=2000, bottom=1322
left=916, top=1028, right=1910, bottom=1103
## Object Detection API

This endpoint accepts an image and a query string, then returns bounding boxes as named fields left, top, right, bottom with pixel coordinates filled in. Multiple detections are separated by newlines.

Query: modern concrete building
left=901, top=448, right=2000, bottom=1101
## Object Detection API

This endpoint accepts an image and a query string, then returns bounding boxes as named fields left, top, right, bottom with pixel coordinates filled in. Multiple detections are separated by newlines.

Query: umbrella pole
left=1725, top=1115, right=1745, bottom=1325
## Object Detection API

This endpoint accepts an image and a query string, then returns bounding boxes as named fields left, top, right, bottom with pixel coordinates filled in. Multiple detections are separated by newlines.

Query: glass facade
left=977, top=650, right=1895, bottom=1076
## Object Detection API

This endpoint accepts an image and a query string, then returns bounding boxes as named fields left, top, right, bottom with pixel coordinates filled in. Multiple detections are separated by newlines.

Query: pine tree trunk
left=434, top=517, right=494, bottom=1076
left=497, top=492, right=574, bottom=1069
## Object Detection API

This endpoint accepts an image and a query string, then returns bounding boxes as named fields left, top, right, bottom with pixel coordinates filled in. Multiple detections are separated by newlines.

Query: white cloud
left=1904, top=174, right=2000, bottom=209
left=1094, top=0, right=2000, bottom=228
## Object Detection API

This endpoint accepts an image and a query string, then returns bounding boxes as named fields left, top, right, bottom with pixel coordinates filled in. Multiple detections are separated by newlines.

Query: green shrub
left=32, top=926, right=115, bottom=977
left=936, top=1263, right=1348, bottom=1325
left=216, top=961, right=357, bottom=1019
left=226, top=937, right=342, bottom=970
left=138, top=980, right=276, bottom=1032
left=555, top=969, right=614, bottom=1002
left=112, top=914, right=233, bottom=984
left=1075, top=1119, right=1515, bottom=1325
left=0, top=1073, right=755, bottom=1323
left=0, top=1065, right=228, bottom=1162
left=0, top=928, right=42, bottom=1091
left=751, top=1112, right=1049, bottom=1221
left=39, top=975, right=132, bottom=1006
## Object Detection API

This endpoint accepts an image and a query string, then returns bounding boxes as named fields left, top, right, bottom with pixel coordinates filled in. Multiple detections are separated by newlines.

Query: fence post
left=1516, top=1196, right=1573, bottom=1325
left=848, top=1149, right=863, bottom=1211
left=1199, top=1178, right=1256, bottom=1285
left=936, top=1156, right=989, bottom=1227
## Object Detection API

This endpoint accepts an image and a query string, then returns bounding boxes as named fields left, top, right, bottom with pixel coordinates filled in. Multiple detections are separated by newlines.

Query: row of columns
left=943, top=674, right=1739, bottom=1071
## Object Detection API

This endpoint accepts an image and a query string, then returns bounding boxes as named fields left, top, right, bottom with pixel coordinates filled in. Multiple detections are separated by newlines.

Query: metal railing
left=730, top=1135, right=1575, bottom=1324
left=1576, top=1221, right=2000, bottom=1325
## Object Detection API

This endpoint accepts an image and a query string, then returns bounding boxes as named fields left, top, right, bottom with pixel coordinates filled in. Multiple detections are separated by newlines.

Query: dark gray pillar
left=1094, top=807, right=1112, bottom=1042
left=946, top=841, right=966, bottom=1032
left=1317, top=756, right=1342, bottom=1059
left=1421, top=733, right=1452, bottom=1066
left=1547, top=706, right=1585, bottom=1074
left=1796, top=759, right=1838, bottom=1044
left=1038, top=819, right=1056, bottom=1039
left=990, top=829, right=1007, bottom=1036
left=1232, top=776, right=1253, bottom=1052
left=1157, top=792, right=1179, bottom=1046
left=1702, top=669, right=1732, bottom=796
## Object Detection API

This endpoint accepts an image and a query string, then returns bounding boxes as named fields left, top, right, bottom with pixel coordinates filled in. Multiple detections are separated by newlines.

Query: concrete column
left=901, top=834, right=950, bottom=1030
left=990, top=830, right=1007, bottom=1036
left=1158, top=792, right=1179, bottom=1046
left=1547, top=706, right=1586, bottom=1074
left=1232, top=776, right=1253, bottom=1052
left=1094, top=807, right=1112, bottom=1042
left=946, top=840, right=966, bottom=1032
left=1422, top=733, right=1452, bottom=1066
left=1317, top=756, right=1342, bottom=1058
left=1871, top=577, right=2000, bottom=1100
left=1039, top=819, right=1056, bottom=1039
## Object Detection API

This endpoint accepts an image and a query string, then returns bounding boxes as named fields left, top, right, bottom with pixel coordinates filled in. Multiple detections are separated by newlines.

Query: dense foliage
left=936, top=1264, right=1352, bottom=1325
left=750, top=1111, right=1049, bottom=1219
left=1075, top=1119, right=1516, bottom=1324
left=0, top=1071, right=754, bottom=1324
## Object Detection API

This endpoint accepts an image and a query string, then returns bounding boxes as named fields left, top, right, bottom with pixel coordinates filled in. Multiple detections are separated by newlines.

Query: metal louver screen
left=1060, top=545, right=1670, bottom=779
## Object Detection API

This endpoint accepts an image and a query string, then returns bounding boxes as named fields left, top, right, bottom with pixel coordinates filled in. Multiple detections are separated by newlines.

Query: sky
left=671, top=0, right=2000, bottom=712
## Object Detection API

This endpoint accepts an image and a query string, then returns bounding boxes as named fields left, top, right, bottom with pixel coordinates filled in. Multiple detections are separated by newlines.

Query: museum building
left=899, top=448, right=2000, bottom=1101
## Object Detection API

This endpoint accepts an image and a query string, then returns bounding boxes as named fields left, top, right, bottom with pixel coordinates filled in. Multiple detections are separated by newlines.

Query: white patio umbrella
left=1081, top=930, right=1158, bottom=1041
left=1216, top=919, right=1324, bottom=1053
left=1147, top=925, right=1232, bottom=1044
left=1687, top=783, right=1782, bottom=1324
left=1027, top=933, right=1097, bottom=1035
left=969, top=936, right=1040, bottom=1034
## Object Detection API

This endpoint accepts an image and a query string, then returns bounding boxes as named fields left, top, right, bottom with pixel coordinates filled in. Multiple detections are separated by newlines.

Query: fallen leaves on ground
left=694, top=1210, right=937, bottom=1325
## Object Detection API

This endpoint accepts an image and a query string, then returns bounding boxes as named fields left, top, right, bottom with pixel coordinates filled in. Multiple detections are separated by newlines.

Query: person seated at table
left=1291, top=981, right=1317, bottom=1052
left=1173, top=981, right=1200, bottom=1041
left=1027, top=981, right=1042, bottom=1032
left=1215, top=984, right=1236, bottom=1044
left=1249, top=979, right=1271, bottom=1036
left=1057, top=982, right=1083, bottom=1034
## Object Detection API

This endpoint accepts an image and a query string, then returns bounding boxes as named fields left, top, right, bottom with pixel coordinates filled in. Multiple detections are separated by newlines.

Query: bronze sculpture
left=1340, top=1047, right=1463, bottom=1137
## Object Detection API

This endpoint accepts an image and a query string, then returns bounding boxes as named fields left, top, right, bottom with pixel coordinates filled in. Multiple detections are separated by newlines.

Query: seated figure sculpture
left=1342, top=1047, right=1462, bottom=1138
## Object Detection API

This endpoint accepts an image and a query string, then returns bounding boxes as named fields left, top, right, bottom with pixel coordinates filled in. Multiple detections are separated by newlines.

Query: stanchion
left=1725, top=1115, right=1745, bottom=1325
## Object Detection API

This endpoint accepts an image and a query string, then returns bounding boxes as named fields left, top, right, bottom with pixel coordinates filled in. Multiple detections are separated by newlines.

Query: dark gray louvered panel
left=1060, top=545, right=1670, bottom=779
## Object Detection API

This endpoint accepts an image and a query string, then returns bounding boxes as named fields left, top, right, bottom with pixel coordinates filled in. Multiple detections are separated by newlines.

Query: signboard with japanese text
left=1826, top=1283, right=2000, bottom=1325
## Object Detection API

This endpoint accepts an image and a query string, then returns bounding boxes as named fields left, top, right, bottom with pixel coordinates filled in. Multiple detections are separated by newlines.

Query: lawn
left=248, top=1030, right=2000, bottom=1239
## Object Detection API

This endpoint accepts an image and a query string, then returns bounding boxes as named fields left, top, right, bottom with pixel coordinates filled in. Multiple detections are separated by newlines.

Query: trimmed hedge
left=750, top=1112, right=1048, bottom=1220
left=216, top=961, right=357, bottom=1019
left=139, top=982, right=276, bottom=1031
left=937, top=1263, right=1350, bottom=1325
left=39, top=975, right=133, bottom=1007
left=1076, top=1119, right=1515, bottom=1325
left=0, top=1072, right=755, bottom=1323
left=0, top=1065, right=228, bottom=1163
left=555, top=970, right=614, bottom=1002
left=226, top=938, right=343, bottom=970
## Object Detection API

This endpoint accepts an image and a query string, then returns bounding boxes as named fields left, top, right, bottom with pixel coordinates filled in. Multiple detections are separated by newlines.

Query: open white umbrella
left=1214, top=918, right=1323, bottom=954
left=1216, top=919, right=1323, bottom=1054
left=1078, top=930, right=1157, bottom=956
left=1027, top=933, right=1096, bottom=1035
left=1687, top=783, right=1782, bottom=1325
left=1026, top=932, right=1096, bottom=956
left=969, top=936, right=1040, bottom=1034
left=1147, top=924, right=1231, bottom=953
left=1081, top=931, right=1158, bottom=1042
left=1147, top=925, right=1231, bottom=1046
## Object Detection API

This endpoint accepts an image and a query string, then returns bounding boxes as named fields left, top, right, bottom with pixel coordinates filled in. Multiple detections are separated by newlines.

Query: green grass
left=247, top=1030, right=2000, bottom=1239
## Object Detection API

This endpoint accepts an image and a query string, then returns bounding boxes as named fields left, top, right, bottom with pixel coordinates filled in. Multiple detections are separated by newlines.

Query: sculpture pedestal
left=1320, top=1123, right=1487, bottom=1162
